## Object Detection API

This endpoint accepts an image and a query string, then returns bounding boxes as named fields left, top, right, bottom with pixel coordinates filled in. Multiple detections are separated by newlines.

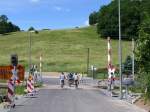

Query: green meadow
left=0, top=26, right=131, bottom=72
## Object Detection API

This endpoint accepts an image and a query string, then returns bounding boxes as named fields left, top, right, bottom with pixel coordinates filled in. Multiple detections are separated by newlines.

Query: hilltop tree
left=96, top=0, right=146, bottom=40
left=0, top=15, right=20, bottom=34
left=89, top=11, right=98, bottom=25
left=0, top=15, right=8, bottom=22
left=28, top=27, right=35, bottom=31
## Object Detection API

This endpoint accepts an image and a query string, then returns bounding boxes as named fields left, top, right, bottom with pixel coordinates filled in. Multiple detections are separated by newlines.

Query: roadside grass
left=15, top=85, right=26, bottom=95
left=0, top=26, right=131, bottom=72
left=0, top=80, right=7, bottom=83
left=0, top=86, right=26, bottom=96
left=129, top=86, right=144, bottom=93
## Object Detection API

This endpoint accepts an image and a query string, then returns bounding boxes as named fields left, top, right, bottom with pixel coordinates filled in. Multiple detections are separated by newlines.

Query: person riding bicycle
left=60, top=72, right=66, bottom=87
left=67, top=72, right=73, bottom=80
left=67, top=73, right=74, bottom=87
left=73, top=73, right=79, bottom=88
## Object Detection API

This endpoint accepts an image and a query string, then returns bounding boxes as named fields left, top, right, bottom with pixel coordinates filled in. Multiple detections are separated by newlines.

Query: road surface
left=10, top=76, right=146, bottom=112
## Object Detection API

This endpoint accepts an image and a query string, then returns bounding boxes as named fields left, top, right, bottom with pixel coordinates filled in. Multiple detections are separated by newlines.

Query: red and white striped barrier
left=107, top=37, right=116, bottom=80
left=7, top=79, right=14, bottom=103
left=107, top=37, right=112, bottom=70
left=27, top=79, right=34, bottom=93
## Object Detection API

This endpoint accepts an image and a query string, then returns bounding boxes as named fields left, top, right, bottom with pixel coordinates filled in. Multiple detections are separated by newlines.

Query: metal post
left=93, top=66, right=95, bottom=80
left=118, top=0, right=123, bottom=99
left=91, top=65, right=94, bottom=80
left=132, top=38, right=135, bottom=80
left=11, top=66, right=17, bottom=107
left=125, top=85, right=128, bottom=100
left=40, top=55, right=42, bottom=75
left=40, top=54, right=43, bottom=82
left=29, top=32, right=31, bottom=76
left=87, top=48, right=90, bottom=76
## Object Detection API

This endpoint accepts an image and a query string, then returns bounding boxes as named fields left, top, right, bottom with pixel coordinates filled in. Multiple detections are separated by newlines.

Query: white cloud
left=30, top=0, right=40, bottom=3
left=54, top=6, right=62, bottom=11
left=84, top=20, right=89, bottom=26
left=53, top=6, right=71, bottom=12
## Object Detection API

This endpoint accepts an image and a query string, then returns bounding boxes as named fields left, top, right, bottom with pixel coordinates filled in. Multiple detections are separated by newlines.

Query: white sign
left=108, top=67, right=115, bottom=78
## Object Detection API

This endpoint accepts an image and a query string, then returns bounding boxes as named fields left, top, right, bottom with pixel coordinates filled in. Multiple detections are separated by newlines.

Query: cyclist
left=59, top=72, right=66, bottom=88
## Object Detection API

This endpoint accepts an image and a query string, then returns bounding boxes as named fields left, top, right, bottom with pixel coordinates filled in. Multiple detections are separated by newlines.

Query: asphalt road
left=10, top=77, right=146, bottom=112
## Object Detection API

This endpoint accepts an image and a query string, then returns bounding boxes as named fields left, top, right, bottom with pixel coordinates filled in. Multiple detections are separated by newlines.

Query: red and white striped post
left=107, top=37, right=115, bottom=91
left=27, top=76, right=34, bottom=93
left=7, top=79, right=14, bottom=104
left=108, top=37, right=112, bottom=71
left=7, top=66, right=18, bottom=108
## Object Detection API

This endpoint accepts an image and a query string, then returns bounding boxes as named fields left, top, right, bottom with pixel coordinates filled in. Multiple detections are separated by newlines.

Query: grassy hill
left=0, top=26, right=131, bottom=72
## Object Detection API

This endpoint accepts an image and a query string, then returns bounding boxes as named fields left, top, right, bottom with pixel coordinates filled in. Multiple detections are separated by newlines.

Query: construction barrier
left=0, top=65, right=24, bottom=81
left=27, top=75, right=34, bottom=93
left=7, top=79, right=14, bottom=104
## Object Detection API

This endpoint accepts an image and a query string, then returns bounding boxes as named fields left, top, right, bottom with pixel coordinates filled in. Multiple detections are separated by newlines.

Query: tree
left=96, top=0, right=146, bottom=40
left=123, top=56, right=132, bottom=76
left=0, top=15, right=8, bottom=22
left=0, top=15, right=20, bottom=34
left=0, top=22, right=7, bottom=34
left=35, top=30, right=39, bottom=34
left=136, top=14, right=150, bottom=102
left=122, top=55, right=138, bottom=76
left=89, top=11, right=98, bottom=25
left=28, top=27, right=35, bottom=31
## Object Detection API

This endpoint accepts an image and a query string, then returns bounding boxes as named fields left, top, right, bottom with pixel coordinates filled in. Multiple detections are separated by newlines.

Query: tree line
left=0, top=15, right=20, bottom=34
left=89, top=0, right=150, bottom=40
left=89, top=0, right=150, bottom=102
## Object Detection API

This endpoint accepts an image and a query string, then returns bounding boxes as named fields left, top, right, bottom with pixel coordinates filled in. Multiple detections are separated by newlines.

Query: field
left=0, top=26, right=131, bottom=72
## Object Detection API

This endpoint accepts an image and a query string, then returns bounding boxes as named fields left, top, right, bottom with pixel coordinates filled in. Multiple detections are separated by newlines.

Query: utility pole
left=87, top=48, right=90, bottom=76
left=28, top=30, right=35, bottom=76
left=29, top=32, right=31, bottom=76
left=118, top=0, right=123, bottom=99
left=132, top=38, right=135, bottom=80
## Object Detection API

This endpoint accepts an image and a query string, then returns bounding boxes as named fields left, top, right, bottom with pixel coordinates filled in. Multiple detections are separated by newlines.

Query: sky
left=0, top=0, right=111, bottom=30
